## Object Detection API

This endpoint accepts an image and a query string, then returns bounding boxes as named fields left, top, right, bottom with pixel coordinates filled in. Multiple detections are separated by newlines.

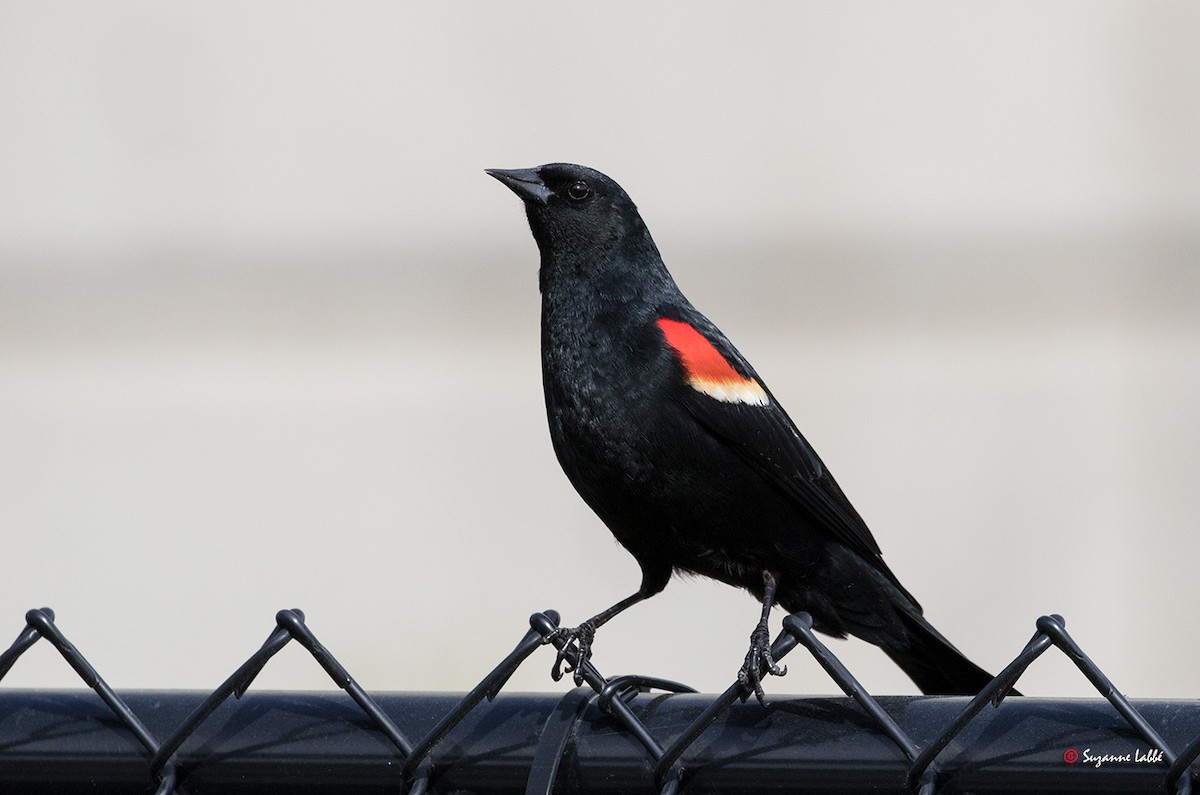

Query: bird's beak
left=486, top=167, right=553, bottom=206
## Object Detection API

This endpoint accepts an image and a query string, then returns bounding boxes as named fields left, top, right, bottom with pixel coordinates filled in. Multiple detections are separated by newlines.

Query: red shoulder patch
left=656, top=318, right=769, bottom=405
left=656, top=318, right=742, bottom=381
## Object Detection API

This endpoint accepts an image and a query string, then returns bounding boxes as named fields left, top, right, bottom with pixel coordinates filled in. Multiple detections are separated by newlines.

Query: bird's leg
left=550, top=591, right=645, bottom=686
left=738, top=569, right=787, bottom=706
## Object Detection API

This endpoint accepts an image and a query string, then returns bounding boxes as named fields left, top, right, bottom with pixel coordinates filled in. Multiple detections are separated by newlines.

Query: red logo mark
left=1064, top=748, right=1079, bottom=764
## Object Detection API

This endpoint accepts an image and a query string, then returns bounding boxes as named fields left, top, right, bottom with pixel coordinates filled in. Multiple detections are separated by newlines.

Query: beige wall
left=1, top=3, right=1198, bottom=698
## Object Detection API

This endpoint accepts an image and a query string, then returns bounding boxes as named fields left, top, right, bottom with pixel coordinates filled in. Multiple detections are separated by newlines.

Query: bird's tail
left=883, top=611, right=1015, bottom=696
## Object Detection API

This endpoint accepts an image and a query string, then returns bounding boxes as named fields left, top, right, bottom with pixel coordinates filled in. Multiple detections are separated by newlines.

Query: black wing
left=656, top=308, right=918, bottom=604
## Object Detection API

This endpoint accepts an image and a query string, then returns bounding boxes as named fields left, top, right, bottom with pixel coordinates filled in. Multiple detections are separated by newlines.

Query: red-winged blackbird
left=488, top=163, right=1004, bottom=701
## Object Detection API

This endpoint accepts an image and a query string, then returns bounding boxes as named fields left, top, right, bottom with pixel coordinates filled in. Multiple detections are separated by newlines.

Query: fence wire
left=1, top=605, right=1196, bottom=793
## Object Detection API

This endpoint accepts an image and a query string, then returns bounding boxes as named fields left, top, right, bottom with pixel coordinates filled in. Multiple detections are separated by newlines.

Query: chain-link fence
left=1, top=606, right=1196, bottom=793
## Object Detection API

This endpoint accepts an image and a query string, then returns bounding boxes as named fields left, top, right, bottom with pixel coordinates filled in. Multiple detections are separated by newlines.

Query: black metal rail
left=1, top=606, right=1196, bottom=793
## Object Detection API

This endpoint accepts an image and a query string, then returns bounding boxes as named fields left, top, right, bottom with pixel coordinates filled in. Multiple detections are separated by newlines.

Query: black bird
left=488, top=163, right=1003, bottom=701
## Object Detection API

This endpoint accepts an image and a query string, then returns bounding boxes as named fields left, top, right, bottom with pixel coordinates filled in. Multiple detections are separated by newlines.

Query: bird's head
left=487, top=163, right=650, bottom=264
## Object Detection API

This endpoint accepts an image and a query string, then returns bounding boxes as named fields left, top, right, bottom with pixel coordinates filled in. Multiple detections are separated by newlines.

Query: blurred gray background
left=1, top=3, right=1198, bottom=698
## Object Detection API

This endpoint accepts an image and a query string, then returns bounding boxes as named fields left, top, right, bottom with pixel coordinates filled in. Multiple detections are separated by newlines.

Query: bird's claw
left=548, top=621, right=596, bottom=686
left=737, top=623, right=786, bottom=706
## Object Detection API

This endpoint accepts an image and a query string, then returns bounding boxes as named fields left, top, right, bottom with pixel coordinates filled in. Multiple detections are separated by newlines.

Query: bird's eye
left=566, top=180, right=591, bottom=202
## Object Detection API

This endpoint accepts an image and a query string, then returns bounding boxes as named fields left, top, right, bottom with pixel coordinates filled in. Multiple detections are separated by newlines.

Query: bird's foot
left=738, top=622, right=786, bottom=706
left=547, top=621, right=596, bottom=686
